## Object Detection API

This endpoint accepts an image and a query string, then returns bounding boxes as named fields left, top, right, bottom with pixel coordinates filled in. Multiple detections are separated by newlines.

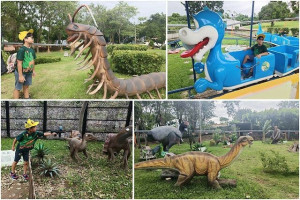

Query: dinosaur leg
left=83, top=149, right=88, bottom=158
left=108, top=148, right=115, bottom=161
left=166, top=132, right=178, bottom=151
left=74, top=149, right=80, bottom=162
left=207, top=171, right=221, bottom=189
left=194, top=67, right=226, bottom=93
left=175, top=173, right=194, bottom=186
left=123, top=149, right=129, bottom=170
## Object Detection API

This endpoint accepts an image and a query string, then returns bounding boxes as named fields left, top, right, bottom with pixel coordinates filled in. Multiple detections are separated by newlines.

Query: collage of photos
left=0, top=0, right=299, bottom=200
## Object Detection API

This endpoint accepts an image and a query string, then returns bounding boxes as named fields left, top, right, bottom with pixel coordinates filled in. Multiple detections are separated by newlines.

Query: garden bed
left=2, top=138, right=132, bottom=199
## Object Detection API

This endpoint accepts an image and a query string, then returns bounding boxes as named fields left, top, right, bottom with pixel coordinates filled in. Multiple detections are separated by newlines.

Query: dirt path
left=1, top=174, right=29, bottom=199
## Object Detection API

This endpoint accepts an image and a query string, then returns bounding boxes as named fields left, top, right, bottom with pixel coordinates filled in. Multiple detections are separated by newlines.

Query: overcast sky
left=80, top=1, right=166, bottom=23
left=168, top=1, right=274, bottom=16
left=211, top=100, right=283, bottom=123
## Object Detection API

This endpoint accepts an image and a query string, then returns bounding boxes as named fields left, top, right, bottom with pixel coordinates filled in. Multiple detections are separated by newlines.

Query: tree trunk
left=47, top=25, right=50, bottom=53
left=118, top=28, right=121, bottom=44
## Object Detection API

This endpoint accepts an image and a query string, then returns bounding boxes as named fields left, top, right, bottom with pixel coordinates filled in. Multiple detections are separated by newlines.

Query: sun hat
left=257, top=33, right=265, bottom=40
left=19, top=29, right=34, bottom=41
left=25, top=119, right=39, bottom=129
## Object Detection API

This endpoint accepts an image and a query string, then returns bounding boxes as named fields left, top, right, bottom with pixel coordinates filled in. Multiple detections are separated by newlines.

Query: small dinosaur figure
left=107, top=125, right=132, bottom=170
left=66, top=133, right=98, bottom=162
left=135, top=136, right=253, bottom=189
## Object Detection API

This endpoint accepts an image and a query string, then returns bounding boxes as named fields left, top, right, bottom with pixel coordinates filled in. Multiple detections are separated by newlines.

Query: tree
left=110, top=2, right=137, bottom=43
left=262, top=119, right=272, bottom=143
left=289, top=1, right=299, bottom=16
left=258, top=2, right=292, bottom=20
left=220, top=117, right=229, bottom=124
left=182, top=1, right=224, bottom=16
left=139, top=13, right=166, bottom=44
left=223, top=101, right=240, bottom=117
left=277, top=101, right=299, bottom=109
left=168, top=13, right=187, bottom=24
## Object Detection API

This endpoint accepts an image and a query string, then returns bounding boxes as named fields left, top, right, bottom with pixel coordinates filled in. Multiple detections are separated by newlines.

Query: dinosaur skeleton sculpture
left=66, top=5, right=166, bottom=99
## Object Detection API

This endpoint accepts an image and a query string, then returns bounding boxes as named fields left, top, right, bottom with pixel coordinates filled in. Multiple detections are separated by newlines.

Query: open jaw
left=179, top=26, right=218, bottom=62
left=180, top=37, right=209, bottom=58
left=67, top=33, right=79, bottom=42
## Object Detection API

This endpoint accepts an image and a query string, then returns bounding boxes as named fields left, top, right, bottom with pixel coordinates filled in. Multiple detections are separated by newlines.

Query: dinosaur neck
left=207, top=42, right=225, bottom=63
left=218, top=143, right=244, bottom=169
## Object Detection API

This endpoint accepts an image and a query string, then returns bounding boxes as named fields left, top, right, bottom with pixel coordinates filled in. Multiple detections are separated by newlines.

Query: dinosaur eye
left=73, top=24, right=79, bottom=30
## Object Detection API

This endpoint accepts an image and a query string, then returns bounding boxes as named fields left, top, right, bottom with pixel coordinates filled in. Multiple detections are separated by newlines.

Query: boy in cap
left=10, top=119, right=56, bottom=180
left=242, top=33, right=269, bottom=78
left=13, top=29, right=36, bottom=99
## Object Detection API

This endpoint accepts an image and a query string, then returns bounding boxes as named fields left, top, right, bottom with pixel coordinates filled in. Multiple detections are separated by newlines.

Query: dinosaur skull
left=238, top=136, right=254, bottom=147
left=179, top=25, right=218, bottom=62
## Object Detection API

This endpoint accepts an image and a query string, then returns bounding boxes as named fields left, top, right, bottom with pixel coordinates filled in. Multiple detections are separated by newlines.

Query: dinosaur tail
left=135, top=158, right=170, bottom=169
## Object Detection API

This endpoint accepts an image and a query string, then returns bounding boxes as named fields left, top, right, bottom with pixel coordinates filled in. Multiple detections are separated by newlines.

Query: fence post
left=43, top=101, right=47, bottom=133
left=28, top=153, right=36, bottom=199
left=5, top=101, right=10, bottom=138
left=125, top=101, right=132, bottom=126
left=79, top=102, right=88, bottom=137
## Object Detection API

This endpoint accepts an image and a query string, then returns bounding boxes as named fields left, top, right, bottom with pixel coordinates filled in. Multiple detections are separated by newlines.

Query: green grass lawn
left=134, top=141, right=299, bottom=199
left=1, top=138, right=132, bottom=199
left=244, top=21, right=299, bottom=30
left=1, top=49, right=165, bottom=99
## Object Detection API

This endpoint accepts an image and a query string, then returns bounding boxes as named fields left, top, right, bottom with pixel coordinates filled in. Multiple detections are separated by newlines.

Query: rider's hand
left=12, top=146, right=15, bottom=151
left=256, top=54, right=261, bottom=59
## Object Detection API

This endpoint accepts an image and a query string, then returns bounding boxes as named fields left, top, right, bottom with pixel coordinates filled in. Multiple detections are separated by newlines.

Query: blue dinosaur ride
left=178, top=7, right=299, bottom=94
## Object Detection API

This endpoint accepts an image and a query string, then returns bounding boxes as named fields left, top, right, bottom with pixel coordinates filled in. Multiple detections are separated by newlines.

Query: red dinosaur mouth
left=180, top=37, right=209, bottom=58
left=67, top=33, right=79, bottom=42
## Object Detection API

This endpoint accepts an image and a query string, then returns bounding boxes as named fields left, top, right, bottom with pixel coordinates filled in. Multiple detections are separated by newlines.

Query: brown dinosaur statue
left=106, top=125, right=132, bottom=170
left=135, top=136, right=254, bottom=189
left=66, top=133, right=98, bottom=162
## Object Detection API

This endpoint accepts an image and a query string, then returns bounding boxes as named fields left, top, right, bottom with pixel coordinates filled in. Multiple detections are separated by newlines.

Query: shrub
left=267, top=27, right=273, bottom=34
left=2, top=51, right=10, bottom=64
left=235, top=26, right=239, bottom=31
left=149, top=40, right=154, bottom=49
left=107, top=44, right=148, bottom=54
left=192, top=143, right=205, bottom=151
left=35, top=57, right=61, bottom=65
left=290, top=28, right=299, bottom=36
left=230, top=133, right=237, bottom=143
left=281, top=28, right=289, bottom=35
left=260, top=150, right=289, bottom=174
left=274, top=28, right=279, bottom=34
left=112, top=50, right=164, bottom=75
left=39, top=159, right=60, bottom=178
left=209, top=139, right=216, bottom=146
left=32, top=143, right=50, bottom=163
left=161, top=45, right=166, bottom=50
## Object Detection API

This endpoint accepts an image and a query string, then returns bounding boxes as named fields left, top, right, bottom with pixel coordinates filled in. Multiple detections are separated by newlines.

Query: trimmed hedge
left=35, top=57, right=61, bottom=65
left=290, top=28, right=299, bottom=36
left=112, top=50, right=164, bottom=75
left=107, top=44, right=148, bottom=54
left=267, top=27, right=273, bottom=34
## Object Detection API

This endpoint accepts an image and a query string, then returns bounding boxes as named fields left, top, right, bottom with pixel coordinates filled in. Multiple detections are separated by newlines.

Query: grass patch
left=134, top=141, right=299, bottom=199
left=244, top=21, right=299, bottom=30
left=1, top=138, right=132, bottom=199
left=1, top=49, right=165, bottom=99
